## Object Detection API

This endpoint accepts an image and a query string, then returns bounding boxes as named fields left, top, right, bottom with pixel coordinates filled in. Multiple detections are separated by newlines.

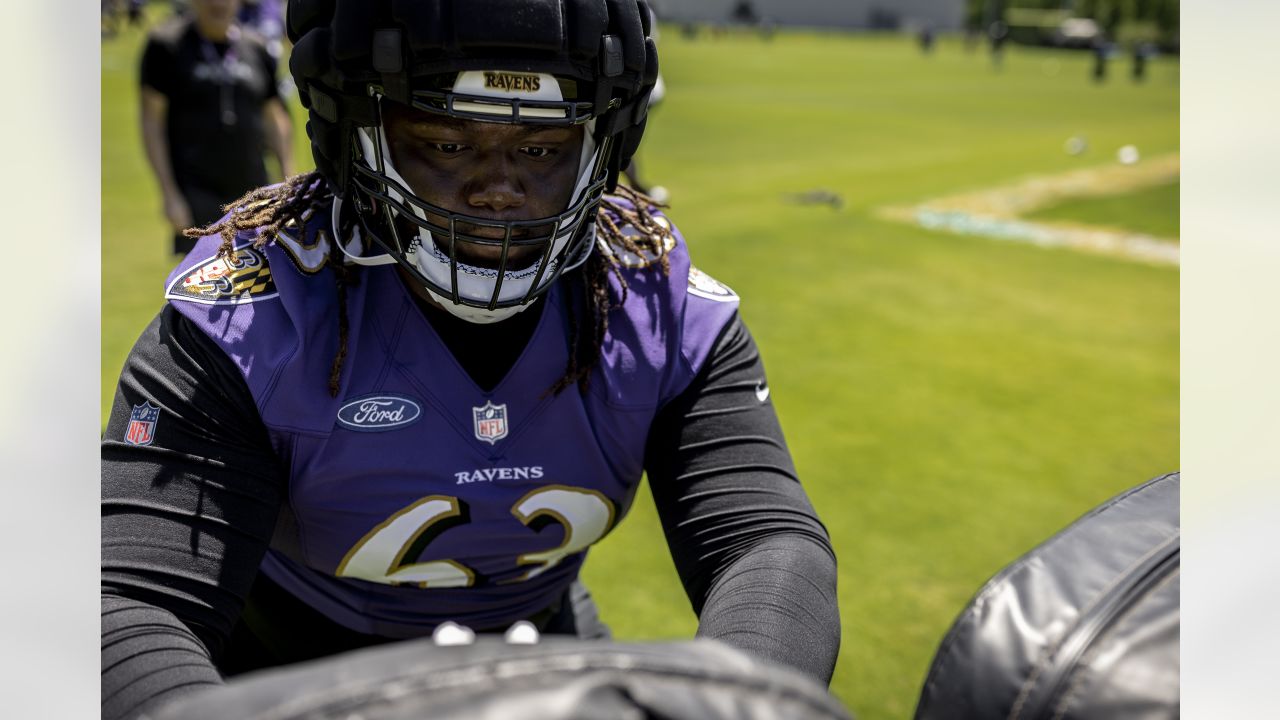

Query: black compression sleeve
left=101, top=596, right=224, bottom=720
left=102, top=305, right=284, bottom=720
left=261, top=42, right=280, bottom=100
left=644, top=314, right=841, bottom=684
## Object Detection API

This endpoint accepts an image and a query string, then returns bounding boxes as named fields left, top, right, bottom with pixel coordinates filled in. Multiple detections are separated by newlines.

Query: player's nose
left=466, top=158, right=526, bottom=213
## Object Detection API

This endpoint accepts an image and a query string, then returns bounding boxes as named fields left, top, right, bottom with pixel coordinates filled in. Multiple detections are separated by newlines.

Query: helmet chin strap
left=424, top=286, right=527, bottom=323
left=352, top=104, right=603, bottom=325
left=332, top=197, right=398, bottom=266
left=330, top=195, right=548, bottom=325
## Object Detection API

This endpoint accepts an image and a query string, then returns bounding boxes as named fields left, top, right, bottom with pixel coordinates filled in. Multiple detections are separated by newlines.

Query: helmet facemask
left=287, top=0, right=661, bottom=324
left=347, top=72, right=615, bottom=324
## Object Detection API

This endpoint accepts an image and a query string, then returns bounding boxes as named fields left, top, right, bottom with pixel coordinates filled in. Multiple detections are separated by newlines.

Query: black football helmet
left=286, top=0, right=659, bottom=322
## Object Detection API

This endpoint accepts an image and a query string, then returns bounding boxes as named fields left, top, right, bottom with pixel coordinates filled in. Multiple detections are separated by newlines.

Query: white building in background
left=651, top=0, right=967, bottom=31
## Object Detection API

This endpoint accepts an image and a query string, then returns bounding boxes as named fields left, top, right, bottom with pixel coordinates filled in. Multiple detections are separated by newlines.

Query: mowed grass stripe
left=1028, top=180, right=1180, bottom=239
left=104, top=22, right=1177, bottom=720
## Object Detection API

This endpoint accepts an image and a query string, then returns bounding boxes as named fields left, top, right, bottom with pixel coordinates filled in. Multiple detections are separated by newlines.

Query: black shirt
left=140, top=18, right=279, bottom=200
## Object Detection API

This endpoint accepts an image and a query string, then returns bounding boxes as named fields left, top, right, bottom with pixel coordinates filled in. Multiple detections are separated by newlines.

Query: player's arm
left=259, top=43, right=294, bottom=180
left=139, top=87, right=192, bottom=231
left=102, top=305, right=285, bottom=720
left=138, top=35, right=191, bottom=232
left=262, top=98, right=295, bottom=180
left=644, top=314, right=840, bottom=684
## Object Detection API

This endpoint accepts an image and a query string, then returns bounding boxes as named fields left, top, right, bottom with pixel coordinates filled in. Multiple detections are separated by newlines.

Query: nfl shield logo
left=125, top=402, right=161, bottom=446
left=472, top=401, right=509, bottom=445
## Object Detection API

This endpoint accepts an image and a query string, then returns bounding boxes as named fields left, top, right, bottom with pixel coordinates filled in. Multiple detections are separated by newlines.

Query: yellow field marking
left=877, top=153, right=1180, bottom=266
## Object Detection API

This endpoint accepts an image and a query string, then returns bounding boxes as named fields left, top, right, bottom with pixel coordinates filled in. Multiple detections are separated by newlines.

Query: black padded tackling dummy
left=146, top=636, right=854, bottom=720
left=914, top=472, right=1179, bottom=720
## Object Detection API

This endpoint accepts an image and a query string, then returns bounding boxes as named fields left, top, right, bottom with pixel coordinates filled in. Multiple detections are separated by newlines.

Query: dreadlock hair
left=184, top=172, right=351, bottom=396
left=549, top=183, right=673, bottom=395
left=188, top=174, right=674, bottom=399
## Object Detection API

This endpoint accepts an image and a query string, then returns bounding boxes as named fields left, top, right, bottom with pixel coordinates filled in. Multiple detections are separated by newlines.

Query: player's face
left=193, top=0, right=240, bottom=27
left=382, top=101, right=584, bottom=271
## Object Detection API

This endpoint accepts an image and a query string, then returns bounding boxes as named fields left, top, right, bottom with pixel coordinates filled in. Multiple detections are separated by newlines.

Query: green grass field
left=102, top=19, right=1178, bottom=720
left=1028, top=180, right=1180, bottom=238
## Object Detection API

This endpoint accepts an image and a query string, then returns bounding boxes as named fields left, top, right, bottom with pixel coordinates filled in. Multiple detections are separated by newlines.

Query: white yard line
left=877, top=154, right=1180, bottom=266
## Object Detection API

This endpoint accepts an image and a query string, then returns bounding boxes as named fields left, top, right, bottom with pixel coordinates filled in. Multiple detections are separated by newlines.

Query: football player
left=102, top=2, right=839, bottom=718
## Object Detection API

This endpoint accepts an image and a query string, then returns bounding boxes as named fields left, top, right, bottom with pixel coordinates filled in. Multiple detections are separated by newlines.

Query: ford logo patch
left=336, top=395, right=422, bottom=432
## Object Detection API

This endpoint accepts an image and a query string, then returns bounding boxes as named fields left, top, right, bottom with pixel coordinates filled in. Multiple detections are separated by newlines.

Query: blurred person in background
left=139, top=0, right=293, bottom=255
left=237, top=0, right=286, bottom=59
left=128, top=0, right=145, bottom=27
left=988, top=20, right=1008, bottom=68
left=102, top=0, right=124, bottom=37
left=918, top=25, right=935, bottom=54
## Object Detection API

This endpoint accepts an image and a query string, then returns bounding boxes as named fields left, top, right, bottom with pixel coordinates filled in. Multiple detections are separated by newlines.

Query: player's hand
left=163, top=193, right=193, bottom=231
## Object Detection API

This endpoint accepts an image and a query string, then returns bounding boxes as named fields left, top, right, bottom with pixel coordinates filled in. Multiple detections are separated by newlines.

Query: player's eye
left=520, top=146, right=555, bottom=159
left=431, top=142, right=465, bottom=155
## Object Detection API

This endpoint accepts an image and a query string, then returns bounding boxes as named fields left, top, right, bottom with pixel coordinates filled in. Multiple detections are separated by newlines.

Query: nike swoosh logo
left=755, top=381, right=770, bottom=403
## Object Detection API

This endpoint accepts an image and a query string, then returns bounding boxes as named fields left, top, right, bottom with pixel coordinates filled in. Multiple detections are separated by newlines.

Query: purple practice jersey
left=164, top=202, right=740, bottom=637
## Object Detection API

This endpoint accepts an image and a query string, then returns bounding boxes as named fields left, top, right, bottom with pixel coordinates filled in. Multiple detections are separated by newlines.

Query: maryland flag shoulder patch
left=165, top=245, right=278, bottom=305
left=687, top=266, right=737, bottom=303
